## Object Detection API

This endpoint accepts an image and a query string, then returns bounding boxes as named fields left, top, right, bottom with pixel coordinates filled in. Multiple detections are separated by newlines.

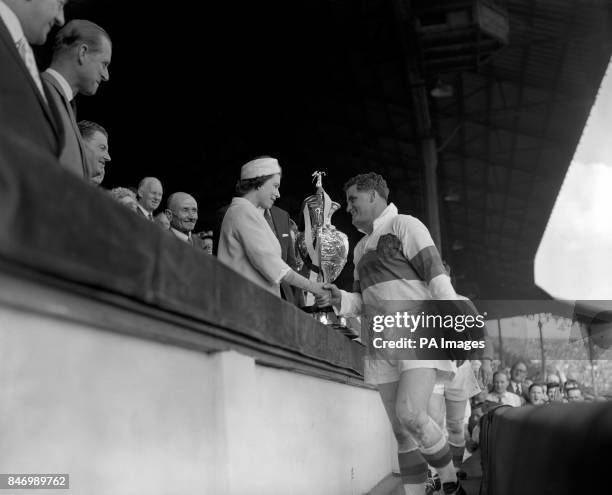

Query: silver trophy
left=297, top=171, right=352, bottom=333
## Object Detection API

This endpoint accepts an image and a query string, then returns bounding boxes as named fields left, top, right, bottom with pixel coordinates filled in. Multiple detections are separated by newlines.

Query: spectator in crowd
left=218, top=157, right=327, bottom=300
left=486, top=371, right=522, bottom=407
left=195, top=232, right=214, bottom=254
left=564, top=380, right=584, bottom=402
left=546, top=382, right=564, bottom=403
left=110, top=187, right=138, bottom=211
left=507, top=361, right=529, bottom=402
left=154, top=212, right=170, bottom=230
left=527, top=383, right=546, bottom=405
left=78, top=120, right=110, bottom=185
left=165, top=192, right=204, bottom=247
left=136, top=177, right=163, bottom=220
left=42, top=20, right=111, bottom=180
left=0, top=0, right=66, bottom=159
left=566, top=387, right=584, bottom=402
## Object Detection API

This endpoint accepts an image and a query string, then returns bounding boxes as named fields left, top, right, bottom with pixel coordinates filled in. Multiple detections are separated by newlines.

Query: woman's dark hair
left=235, top=173, right=278, bottom=195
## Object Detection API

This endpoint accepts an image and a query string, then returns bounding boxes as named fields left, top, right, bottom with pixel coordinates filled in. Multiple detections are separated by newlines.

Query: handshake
left=310, top=282, right=342, bottom=309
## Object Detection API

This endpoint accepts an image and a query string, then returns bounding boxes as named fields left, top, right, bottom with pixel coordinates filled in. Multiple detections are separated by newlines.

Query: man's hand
left=480, top=359, right=493, bottom=389
left=315, top=283, right=341, bottom=309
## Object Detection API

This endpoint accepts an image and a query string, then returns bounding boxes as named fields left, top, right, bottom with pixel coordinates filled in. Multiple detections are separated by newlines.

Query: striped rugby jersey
left=339, top=203, right=457, bottom=317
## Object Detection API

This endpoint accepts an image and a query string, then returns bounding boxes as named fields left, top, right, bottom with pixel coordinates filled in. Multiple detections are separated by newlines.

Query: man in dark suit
left=507, top=361, right=530, bottom=401
left=166, top=192, right=206, bottom=249
left=214, top=203, right=304, bottom=307
left=136, top=177, right=163, bottom=221
left=0, top=0, right=66, bottom=158
left=78, top=120, right=111, bottom=185
left=42, top=19, right=112, bottom=180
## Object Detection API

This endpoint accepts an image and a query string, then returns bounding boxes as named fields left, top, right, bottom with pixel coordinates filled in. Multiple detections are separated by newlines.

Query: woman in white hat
left=218, top=157, right=327, bottom=298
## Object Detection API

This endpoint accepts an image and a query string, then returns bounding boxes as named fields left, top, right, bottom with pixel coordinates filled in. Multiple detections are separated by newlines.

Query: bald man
left=165, top=192, right=205, bottom=248
left=136, top=177, right=163, bottom=220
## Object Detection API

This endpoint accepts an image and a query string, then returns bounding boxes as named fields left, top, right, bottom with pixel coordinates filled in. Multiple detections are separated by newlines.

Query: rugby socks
left=419, top=418, right=457, bottom=486
left=398, top=448, right=428, bottom=495
left=449, top=442, right=465, bottom=470
left=447, top=418, right=466, bottom=470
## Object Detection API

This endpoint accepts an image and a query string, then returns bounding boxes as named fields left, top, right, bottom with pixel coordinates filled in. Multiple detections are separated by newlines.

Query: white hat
left=240, top=157, right=281, bottom=180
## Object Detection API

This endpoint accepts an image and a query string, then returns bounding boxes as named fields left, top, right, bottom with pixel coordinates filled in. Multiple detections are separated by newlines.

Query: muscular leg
left=379, top=381, right=427, bottom=495
left=395, top=369, right=462, bottom=494
left=428, top=390, right=447, bottom=433
left=445, top=398, right=467, bottom=470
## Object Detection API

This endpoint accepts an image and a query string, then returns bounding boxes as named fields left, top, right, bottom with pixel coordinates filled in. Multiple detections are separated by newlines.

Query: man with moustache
left=0, top=0, right=66, bottom=157
left=136, top=177, right=163, bottom=221
left=165, top=192, right=204, bottom=248
left=42, top=19, right=111, bottom=180
left=319, top=172, right=467, bottom=495
left=78, top=120, right=110, bottom=185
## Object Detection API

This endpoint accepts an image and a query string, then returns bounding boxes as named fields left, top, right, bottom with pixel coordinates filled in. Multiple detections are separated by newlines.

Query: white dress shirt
left=0, top=1, right=46, bottom=100
left=171, top=228, right=192, bottom=243
left=44, top=68, right=74, bottom=101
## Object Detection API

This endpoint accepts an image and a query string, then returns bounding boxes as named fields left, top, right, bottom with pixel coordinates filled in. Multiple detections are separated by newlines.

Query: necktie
left=148, top=213, right=154, bottom=221
left=515, top=384, right=520, bottom=395
left=16, top=38, right=47, bottom=103
left=264, top=209, right=277, bottom=236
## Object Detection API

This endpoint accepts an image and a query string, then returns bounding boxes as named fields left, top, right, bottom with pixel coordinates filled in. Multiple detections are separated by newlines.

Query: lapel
left=136, top=206, right=151, bottom=220
left=269, top=206, right=290, bottom=258
left=270, top=206, right=289, bottom=243
left=0, top=20, right=62, bottom=145
left=41, top=72, right=88, bottom=176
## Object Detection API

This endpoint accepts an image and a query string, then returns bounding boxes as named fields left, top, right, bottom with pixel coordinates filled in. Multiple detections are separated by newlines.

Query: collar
left=171, top=228, right=191, bottom=243
left=137, top=204, right=150, bottom=217
left=44, top=68, right=74, bottom=101
left=359, top=202, right=398, bottom=235
left=231, top=196, right=266, bottom=215
left=0, top=1, right=24, bottom=44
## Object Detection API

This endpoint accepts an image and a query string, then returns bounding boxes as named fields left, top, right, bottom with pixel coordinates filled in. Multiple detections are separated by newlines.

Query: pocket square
left=282, top=233, right=289, bottom=237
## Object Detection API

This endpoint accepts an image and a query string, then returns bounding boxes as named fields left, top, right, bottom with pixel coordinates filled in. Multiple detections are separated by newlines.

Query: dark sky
left=36, top=0, right=382, bottom=289
left=40, top=2, right=361, bottom=220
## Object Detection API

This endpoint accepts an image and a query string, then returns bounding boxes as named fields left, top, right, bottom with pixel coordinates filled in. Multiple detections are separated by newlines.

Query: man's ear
left=164, top=209, right=172, bottom=221
left=77, top=44, right=89, bottom=64
left=368, top=190, right=377, bottom=203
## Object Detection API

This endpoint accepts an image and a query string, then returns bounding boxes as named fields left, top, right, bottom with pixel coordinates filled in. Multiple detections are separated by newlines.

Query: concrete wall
left=0, top=300, right=395, bottom=494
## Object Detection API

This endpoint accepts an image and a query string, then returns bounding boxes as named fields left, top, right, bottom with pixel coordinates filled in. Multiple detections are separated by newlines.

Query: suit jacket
left=41, top=71, right=90, bottom=179
left=507, top=381, right=529, bottom=401
left=136, top=205, right=154, bottom=220
left=215, top=203, right=304, bottom=307
left=0, top=17, right=63, bottom=158
left=170, top=228, right=206, bottom=249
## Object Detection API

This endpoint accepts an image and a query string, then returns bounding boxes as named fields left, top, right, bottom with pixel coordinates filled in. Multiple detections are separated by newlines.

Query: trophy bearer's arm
left=320, top=280, right=363, bottom=318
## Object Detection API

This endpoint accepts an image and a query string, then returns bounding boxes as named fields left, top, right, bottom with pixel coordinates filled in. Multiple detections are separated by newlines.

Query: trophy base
left=301, top=305, right=360, bottom=340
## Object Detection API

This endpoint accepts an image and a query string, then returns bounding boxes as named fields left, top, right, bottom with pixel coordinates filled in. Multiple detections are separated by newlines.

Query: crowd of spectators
left=465, top=359, right=609, bottom=453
